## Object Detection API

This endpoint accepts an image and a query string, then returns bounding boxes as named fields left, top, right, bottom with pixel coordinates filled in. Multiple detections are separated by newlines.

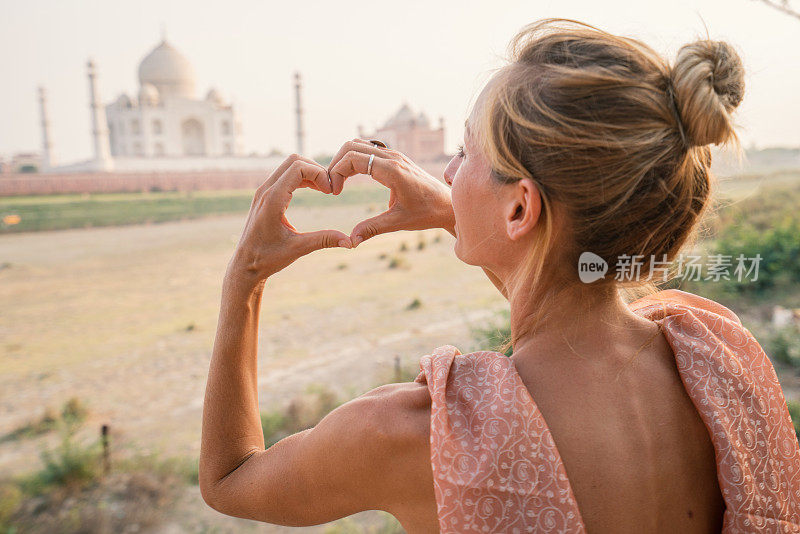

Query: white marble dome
left=138, top=39, right=195, bottom=98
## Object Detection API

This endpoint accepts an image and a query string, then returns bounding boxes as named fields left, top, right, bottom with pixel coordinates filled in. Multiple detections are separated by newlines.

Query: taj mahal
left=40, top=36, right=280, bottom=173
left=107, top=39, right=242, bottom=159
left=32, top=35, right=448, bottom=175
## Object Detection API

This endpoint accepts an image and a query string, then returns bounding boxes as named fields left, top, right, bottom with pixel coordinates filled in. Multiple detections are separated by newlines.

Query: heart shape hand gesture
left=227, top=139, right=455, bottom=284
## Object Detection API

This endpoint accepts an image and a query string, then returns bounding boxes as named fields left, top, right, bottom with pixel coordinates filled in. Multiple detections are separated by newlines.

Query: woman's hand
left=327, top=139, right=455, bottom=247
left=227, top=154, right=353, bottom=284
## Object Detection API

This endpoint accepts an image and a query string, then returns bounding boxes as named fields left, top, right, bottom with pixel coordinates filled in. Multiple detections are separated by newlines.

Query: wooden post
left=101, top=424, right=110, bottom=475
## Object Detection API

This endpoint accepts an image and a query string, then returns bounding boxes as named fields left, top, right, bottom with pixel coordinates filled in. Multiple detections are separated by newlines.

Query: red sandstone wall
left=0, top=162, right=449, bottom=197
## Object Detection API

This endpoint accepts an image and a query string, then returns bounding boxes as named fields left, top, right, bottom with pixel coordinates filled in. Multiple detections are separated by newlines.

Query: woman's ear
left=505, top=178, right=541, bottom=241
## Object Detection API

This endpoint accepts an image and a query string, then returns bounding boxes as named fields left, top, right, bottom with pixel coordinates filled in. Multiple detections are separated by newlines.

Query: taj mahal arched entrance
left=181, top=118, right=206, bottom=156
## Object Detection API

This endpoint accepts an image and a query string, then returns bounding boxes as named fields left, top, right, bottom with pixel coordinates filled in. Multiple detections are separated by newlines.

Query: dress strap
left=415, top=344, right=586, bottom=533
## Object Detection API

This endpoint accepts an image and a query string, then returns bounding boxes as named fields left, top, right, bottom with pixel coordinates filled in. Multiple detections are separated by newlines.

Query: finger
left=256, top=154, right=328, bottom=201
left=267, top=160, right=333, bottom=220
left=327, top=138, right=375, bottom=175
left=349, top=209, right=404, bottom=247
left=293, top=229, right=353, bottom=255
left=327, top=141, right=392, bottom=195
left=329, top=150, right=397, bottom=195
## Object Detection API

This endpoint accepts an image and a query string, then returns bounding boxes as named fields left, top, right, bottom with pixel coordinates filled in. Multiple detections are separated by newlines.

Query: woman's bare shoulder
left=358, top=381, right=432, bottom=441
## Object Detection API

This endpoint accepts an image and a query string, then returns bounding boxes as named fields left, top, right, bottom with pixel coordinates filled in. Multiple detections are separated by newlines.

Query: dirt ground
left=0, top=199, right=509, bottom=531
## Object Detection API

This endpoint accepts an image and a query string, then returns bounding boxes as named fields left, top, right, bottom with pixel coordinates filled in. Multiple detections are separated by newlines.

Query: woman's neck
left=508, top=284, right=655, bottom=364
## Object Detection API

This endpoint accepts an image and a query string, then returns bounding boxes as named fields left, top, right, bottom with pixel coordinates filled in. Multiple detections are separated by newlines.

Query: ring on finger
left=367, top=154, right=375, bottom=176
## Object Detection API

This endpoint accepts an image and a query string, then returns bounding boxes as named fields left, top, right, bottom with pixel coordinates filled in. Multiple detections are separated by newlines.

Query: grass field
left=2, top=169, right=798, bottom=235
left=0, top=184, right=389, bottom=234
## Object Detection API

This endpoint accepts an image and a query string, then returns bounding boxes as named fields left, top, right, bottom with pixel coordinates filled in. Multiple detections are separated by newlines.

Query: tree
left=753, top=0, right=800, bottom=20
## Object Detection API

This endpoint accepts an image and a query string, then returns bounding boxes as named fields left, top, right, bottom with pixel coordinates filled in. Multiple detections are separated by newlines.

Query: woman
left=200, top=18, right=800, bottom=533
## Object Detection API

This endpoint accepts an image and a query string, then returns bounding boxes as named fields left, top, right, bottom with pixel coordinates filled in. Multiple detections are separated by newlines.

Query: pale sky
left=2, top=0, right=798, bottom=164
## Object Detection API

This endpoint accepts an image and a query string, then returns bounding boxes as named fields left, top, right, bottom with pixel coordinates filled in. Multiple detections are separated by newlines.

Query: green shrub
left=711, top=217, right=800, bottom=294
left=470, top=309, right=513, bottom=357
left=768, top=326, right=800, bottom=367
left=261, top=411, right=289, bottom=448
left=20, top=430, right=102, bottom=496
left=387, top=255, right=408, bottom=269
left=0, top=482, right=22, bottom=528
left=788, top=400, right=800, bottom=444
left=1, top=398, right=88, bottom=443
left=406, top=298, right=422, bottom=310
left=706, top=184, right=800, bottom=296
left=61, top=397, right=88, bottom=427
left=262, top=383, right=344, bottom=448
left=116, top=452, right=199, bottom=486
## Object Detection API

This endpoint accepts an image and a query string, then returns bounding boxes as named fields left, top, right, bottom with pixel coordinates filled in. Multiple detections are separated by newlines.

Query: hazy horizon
left=2, top=0, right=799, bottom=165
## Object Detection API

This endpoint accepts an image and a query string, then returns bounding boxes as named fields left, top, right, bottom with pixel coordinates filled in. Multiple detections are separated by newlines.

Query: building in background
left=39, top=35, right=279, bottom=173
left=360, top=103, right=448, bottom=163
left=106, top=38, right=242, bottom=159
left=2, top=153, right=43, bottom=173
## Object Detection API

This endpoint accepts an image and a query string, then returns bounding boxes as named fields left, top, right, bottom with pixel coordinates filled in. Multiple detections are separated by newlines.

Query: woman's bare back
left=509, top=322, right=725, bottom=533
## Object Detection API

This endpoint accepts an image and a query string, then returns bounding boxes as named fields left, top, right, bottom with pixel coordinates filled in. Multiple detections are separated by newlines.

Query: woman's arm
left=200, top=254, right=430, bottom=525
left=199, top=267, right=265, bottom=497
left=199, top=155, right=431, bottom=525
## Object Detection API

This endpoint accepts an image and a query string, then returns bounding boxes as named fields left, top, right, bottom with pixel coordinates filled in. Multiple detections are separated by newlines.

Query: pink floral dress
left=414, top=289, right=800, bottom=533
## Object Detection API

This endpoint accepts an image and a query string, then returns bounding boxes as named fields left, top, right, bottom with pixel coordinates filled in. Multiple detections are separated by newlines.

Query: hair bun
left=671, top=39, right=745, bottom=147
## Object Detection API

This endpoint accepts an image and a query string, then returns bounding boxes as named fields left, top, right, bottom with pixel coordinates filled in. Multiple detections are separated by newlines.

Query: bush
left=0, top=482, right=22, bottom=528
left=767, top=325, right=800, bottom=367
left=387, top=255, right=408, bottom=269
left=116, top=452, right=199, bottom=486
left=788, top=400, right=800, bottom=444
left=262, top=383, right=345, bottom=448
left=61, top=397, right=88, bottom=427
left=470, top=309, right=513, bottom=357
left=19, top=429, right=102, bottom=497
left=706, top=185, right=800, bottom=296
left=1, top=397, right=88, bottom=443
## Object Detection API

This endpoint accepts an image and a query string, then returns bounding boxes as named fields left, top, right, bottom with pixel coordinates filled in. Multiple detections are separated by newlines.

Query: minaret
left=38, top=86, right=54, bottom=171
left=87, top=58, right=113, bottom=171
left=294, top=72, right=305, bottom=155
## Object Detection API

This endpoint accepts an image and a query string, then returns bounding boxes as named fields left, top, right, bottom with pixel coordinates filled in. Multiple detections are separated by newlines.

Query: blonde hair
left=475, top=18, right=746, bottom=354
